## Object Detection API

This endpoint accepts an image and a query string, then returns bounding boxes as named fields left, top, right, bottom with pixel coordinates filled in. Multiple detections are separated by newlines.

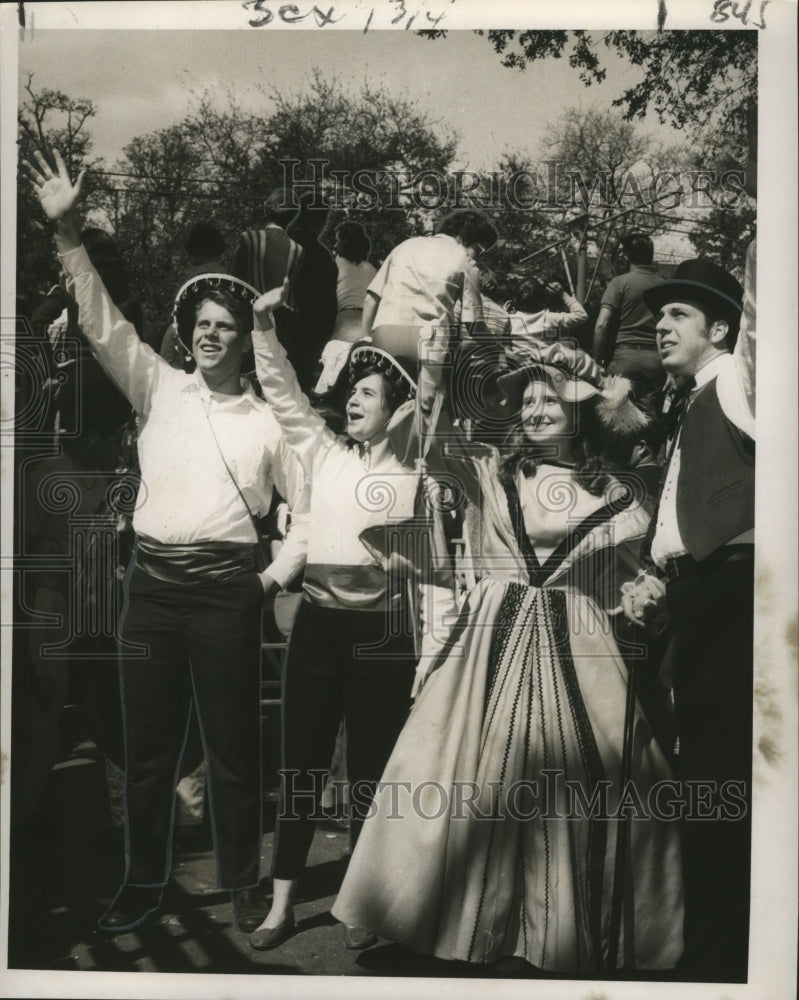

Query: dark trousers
left=119, top=566, right=264, bottom=889
left=271, top=600, right=416, bottom=880
left=666, top=554, right=754, bottom=980
left=608, top=344, right=665, bottom=398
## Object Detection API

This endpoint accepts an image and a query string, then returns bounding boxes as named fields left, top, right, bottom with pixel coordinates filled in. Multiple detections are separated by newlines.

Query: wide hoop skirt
left=333, top=578, right=683, bottom=973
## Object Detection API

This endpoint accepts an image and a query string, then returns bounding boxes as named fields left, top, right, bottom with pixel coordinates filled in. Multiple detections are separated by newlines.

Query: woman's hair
left=498, top=374, right=611, bottom=497
left=193, top=289, right=252, bottom=337
left=348, top=357, right=414, bottom=415
left=435, top=209, right=499, bottom=252
left=335, top=221, right=371, bottom=264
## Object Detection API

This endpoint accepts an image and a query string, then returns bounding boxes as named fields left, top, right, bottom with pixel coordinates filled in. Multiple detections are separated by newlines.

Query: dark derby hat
left=173, top=273, right=260, bottom=348
left=642, top=259, right=743, bottom=332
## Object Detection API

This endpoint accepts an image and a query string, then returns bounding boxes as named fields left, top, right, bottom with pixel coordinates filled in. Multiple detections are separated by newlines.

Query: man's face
left=191, top=299, right=249, bottom=386
left=346, top=373, right=391, bottom=442
left=655, top=300, right=721, bottom=379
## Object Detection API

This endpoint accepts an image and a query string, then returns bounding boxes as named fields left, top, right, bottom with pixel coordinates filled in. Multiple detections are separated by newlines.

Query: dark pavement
left=6, top=723, right=495, bottom=981
left=8, top=712, right=679, bottom=988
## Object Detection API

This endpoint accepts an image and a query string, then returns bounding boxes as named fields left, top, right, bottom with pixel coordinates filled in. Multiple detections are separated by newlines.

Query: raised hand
left=253, top=277, right=291, bottom=330
left=23, top=148, right=86, bottom=223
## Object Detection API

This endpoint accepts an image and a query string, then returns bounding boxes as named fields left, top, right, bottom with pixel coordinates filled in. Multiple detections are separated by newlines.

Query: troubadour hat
left=173, top=273, right=260, bottom=349
left=348, top=343, right=418, bottom=400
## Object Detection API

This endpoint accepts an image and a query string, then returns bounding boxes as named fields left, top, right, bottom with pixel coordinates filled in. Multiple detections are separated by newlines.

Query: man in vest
left=623, top=255, right=755, bottom=981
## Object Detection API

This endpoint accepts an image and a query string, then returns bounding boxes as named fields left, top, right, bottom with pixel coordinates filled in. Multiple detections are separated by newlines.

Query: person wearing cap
left=245, top=283, right=457, bottom=952
left=24, top=149, right=310, bottom=936
left=333, top=339, right=684, bottom=974
left=624, top=255, right=755, bottom=980
left=363, top=208, right=498, bottom=359
left=593, top=232, right=665, bottom=398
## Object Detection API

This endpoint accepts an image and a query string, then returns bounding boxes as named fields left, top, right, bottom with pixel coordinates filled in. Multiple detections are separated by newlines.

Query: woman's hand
left=23, top=149, right=86, bottom=223
left=253, top=277, right=291, bottom=331
left=619, top=571, right=667, bottom=628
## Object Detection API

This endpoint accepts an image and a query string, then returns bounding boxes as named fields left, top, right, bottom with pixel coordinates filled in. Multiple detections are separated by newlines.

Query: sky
left=17, top=28, right=674, bottom=172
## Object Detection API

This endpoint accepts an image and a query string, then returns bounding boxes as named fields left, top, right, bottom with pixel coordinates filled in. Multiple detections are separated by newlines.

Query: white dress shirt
left=58, top=243, right=309, bottom=588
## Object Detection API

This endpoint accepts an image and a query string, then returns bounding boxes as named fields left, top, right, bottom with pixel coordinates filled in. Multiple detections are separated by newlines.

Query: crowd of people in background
left=14, top=116, right=757, bottom=983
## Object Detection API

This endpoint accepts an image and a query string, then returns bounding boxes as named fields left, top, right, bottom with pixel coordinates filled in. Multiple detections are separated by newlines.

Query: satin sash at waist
left=136, top=534, right=258, bottom=585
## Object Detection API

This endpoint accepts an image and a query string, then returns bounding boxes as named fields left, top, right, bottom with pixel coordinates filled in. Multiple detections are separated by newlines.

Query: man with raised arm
left=24, top=149, right=309, bottom=935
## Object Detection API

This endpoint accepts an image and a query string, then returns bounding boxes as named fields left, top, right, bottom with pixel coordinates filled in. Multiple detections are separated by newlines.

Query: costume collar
left=188, top=370, right=257, bottom=408
left=693, top=351, right=731, bottom=391
left=356, top=436, right=393, bottom=470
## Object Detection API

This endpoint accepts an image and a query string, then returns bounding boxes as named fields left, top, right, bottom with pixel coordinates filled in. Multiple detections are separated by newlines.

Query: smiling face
left=520, top=377, right=577, bottom=453
left=191, top=298, right=251, bottom=392
left=346, top=372, right=392, bottom=443
left=655, top=300, right=727, bottom=379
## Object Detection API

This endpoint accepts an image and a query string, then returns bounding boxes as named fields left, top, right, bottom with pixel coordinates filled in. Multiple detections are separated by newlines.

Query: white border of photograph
left=1, top=2, right=796, bottom=999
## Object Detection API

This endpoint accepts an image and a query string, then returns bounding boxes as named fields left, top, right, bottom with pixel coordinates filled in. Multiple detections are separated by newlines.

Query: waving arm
left=251, top=281, right=335, bottom=471
left=23, top=148, right=85, bottom=252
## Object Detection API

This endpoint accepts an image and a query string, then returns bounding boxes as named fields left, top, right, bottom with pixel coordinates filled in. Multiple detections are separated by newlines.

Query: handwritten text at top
left=242, top=0, right=452, bottom=32
left=710, top=0, right=771, bottom=28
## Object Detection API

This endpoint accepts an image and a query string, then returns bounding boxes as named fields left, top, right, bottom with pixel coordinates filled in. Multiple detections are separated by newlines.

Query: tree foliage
left=18, top=74, right=460, bottom=340
left=17, top=75, right=105, bottom=312
left=687, top=204, right=755, bottom=273
left=267, top=70, right=458, bottom=177
left=425, top=29, right=756, bottom=158
left=544, top=107, right=660, bottom=206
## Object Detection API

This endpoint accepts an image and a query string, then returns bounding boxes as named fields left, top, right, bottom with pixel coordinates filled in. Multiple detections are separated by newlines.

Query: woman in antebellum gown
left=332, top=342, right=684, bottom=974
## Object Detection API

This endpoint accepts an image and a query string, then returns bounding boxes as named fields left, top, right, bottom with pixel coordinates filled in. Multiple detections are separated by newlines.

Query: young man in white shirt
left=25, top=149, right=310, bottom=936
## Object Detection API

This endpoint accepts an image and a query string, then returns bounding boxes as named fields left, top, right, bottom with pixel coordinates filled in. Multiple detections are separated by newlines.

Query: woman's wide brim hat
left=173, top=273, right=260, bottom=348
left=642, top=258, right=743, bottom=327
left=496, top=342, right=651, bottom=435
left=496, top=343, right=603, bottom=409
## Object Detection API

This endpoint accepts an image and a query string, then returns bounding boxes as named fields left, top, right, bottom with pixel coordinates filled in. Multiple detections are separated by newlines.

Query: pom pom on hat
left=595, top=375, right=651, bottom=434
